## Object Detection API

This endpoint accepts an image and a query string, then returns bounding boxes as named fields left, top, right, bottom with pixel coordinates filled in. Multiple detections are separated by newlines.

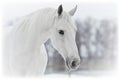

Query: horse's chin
left=65, top=65, right=78, bottom=72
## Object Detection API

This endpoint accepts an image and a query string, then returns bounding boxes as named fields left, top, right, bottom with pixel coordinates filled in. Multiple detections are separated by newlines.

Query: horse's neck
left=12, top=8, right=55, bottom=52
left=4, top=9, right=55, bottom=75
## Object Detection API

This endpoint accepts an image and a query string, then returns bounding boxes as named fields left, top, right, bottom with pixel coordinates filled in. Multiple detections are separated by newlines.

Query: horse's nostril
left=71, top=60, right=77, bottom=68
left=66, top=57, right=80, bottom=69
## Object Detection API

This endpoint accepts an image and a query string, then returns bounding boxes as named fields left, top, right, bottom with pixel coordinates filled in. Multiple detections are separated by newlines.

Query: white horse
left=3, top=5, right=80, bottom=76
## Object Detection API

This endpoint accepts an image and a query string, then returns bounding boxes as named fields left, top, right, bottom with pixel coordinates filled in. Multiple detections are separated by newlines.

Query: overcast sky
left=2, top=2, right=117, bottom=24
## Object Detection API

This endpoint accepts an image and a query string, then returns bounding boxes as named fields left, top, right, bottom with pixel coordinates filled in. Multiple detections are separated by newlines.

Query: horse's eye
left=59, top=30, right=64, bottom=35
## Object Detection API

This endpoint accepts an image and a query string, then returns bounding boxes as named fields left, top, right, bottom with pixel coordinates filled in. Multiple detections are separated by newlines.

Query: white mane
left=3, top=8, right=57, bottom=76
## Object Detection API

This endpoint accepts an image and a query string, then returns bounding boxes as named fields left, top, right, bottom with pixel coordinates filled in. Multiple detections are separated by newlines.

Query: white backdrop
left=2, top=2, right=117, bottom=25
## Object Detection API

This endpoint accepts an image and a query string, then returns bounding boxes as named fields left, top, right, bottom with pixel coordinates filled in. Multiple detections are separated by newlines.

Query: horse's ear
left=58, top=4, right=63, bottom=16
left=69, top=5, right=77, bottom=16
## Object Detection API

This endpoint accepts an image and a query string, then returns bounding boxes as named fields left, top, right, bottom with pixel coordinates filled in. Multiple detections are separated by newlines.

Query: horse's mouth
left=66, top=60, right=71, bottom=70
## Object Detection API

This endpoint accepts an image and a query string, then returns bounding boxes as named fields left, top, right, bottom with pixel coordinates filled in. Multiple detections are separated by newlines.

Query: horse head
left=50, top=5, right=80, bottom=70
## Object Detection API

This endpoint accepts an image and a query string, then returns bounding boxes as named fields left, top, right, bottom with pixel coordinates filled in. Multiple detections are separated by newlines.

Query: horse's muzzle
left=66, top=57, right=80, bottom=70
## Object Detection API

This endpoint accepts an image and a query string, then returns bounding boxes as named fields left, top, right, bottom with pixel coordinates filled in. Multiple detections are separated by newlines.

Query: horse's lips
left=66, top=60, right=71, bottom=70
left=65, top=57, right=71, bottom=70
left=65, top=59, right=75, bottom=70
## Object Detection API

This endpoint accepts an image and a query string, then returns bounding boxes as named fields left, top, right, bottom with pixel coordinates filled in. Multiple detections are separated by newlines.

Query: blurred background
left=2, top=2, right=117, bottom=75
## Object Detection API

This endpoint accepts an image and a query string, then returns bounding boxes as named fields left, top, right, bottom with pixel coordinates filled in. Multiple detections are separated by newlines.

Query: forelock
left=61, top=11, right=70, bottom=21
left=63, top=12, right=77, bottom=30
